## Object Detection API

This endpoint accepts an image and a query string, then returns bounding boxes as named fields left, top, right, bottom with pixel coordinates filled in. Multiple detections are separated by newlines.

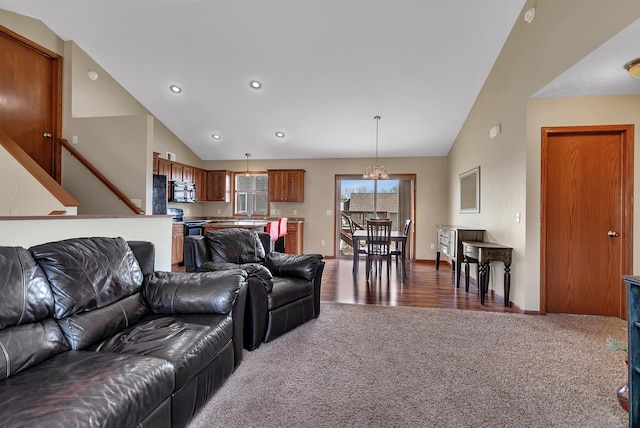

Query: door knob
left=608, top=231, right=619, bottom=237
left=43, top=132, right=53, bottom=138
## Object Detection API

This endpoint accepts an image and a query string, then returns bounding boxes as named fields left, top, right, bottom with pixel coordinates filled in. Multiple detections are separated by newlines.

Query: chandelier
left=363, top=115, right=389, bottom=180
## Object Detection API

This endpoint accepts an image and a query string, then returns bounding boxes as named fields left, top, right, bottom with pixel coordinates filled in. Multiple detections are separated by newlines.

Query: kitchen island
left=193, top=217, right=304, bottom=255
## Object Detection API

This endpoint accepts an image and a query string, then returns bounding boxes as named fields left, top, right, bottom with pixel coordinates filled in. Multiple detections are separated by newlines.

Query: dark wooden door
left=541, top=125, right=633, bottom=317
left=0, top=26, right=62, bottom=180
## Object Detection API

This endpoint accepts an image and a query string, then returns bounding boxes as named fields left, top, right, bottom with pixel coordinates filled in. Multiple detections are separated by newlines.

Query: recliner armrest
left=183, top=235, right=209, bottom=272
left=264, top=252, right=324, bottom=281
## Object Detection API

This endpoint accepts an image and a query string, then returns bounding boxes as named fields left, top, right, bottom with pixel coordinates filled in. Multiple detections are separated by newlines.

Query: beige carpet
left=189, top=303, right=629, bottom=427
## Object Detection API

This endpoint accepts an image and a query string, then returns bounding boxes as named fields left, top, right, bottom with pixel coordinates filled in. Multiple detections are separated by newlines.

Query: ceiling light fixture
left=624, top=58, right=640, bottom=79
left=245, top=152, right=251, bottom=177
left=169, top=85, right=182, bottom=93
left=211, top=134, right=221, bottom=140
left=88, top=70, right=99, bottom=81
left=363, top=115, right=389, bottom=180
left=249, top=80, right=262, bottom=89
left=275, top=131, right=285, bottom=138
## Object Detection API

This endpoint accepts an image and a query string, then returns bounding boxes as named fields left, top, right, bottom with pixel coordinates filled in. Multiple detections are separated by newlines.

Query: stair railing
left=58, top=138, right=143, bottom=215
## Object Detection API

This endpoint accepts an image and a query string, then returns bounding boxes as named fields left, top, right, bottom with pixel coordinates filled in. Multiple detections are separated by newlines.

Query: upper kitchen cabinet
left=157, top=158, right=172, bottom=178
left=170, top=163, right=183, bottom=181
left=207, top=170, right=231, bottom=202
left=194, top=168, right=207, bottom=201
left=268, top=169, right=305, bottom=202
left=182, top=165, right=194, bottom=183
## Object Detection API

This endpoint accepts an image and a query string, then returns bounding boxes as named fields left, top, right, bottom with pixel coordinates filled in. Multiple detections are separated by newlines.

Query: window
left=234, top=173, right=268, bottom=216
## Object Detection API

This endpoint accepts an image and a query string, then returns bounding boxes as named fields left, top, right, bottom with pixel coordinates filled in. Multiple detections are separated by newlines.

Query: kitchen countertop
left=184, top=217, right=304, bottom=223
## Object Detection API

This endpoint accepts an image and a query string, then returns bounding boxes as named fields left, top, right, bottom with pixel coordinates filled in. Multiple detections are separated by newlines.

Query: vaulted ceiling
left=1, top=1, right=638, bottom=161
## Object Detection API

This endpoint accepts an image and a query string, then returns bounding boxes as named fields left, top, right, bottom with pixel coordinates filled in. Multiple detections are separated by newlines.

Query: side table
left=462, top=241, right=513, bottom=306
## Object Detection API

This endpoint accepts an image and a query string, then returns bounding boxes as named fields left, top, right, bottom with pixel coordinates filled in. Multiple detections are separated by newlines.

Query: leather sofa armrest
left=143, top=270, right=247, bottom=315
left=264, top=253, right=325, bottom=281
left=184, top=235, right=209, bottom=272
left=311, top=260, right=325, bottom=317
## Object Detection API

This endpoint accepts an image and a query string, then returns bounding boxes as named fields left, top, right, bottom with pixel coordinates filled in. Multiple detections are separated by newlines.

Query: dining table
left=352, top=230, right=408, bottom=280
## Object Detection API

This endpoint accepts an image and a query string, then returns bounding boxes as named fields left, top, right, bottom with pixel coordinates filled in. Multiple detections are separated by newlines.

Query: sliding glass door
left=336, top=174, right=415, bottom=259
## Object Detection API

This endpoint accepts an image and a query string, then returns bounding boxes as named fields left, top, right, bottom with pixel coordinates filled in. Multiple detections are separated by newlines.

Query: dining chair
left=347, top=216, right=367, bottom=275
left=391, top=219, right=411, bottom=268
left=365, top=219, right=392, bottom=281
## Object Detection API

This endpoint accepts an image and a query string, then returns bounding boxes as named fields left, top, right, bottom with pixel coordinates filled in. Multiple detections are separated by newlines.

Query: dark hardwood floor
left=174, top=256, right=520, bottom=313
left=321, top=258, right=521, bottom=313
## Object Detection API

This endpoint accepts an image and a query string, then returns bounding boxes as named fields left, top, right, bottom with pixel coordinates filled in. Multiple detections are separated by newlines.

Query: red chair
left=274, top=217, right=288, bottom=252
left=265, top=220, right=279, bottom=251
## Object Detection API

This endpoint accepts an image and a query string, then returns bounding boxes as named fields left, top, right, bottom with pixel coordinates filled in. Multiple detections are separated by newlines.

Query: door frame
left=334, top=174, right=416, bottom=260
left=0, top=25, right=63, bottom=181
left=540, top=124, right=634, bottom=318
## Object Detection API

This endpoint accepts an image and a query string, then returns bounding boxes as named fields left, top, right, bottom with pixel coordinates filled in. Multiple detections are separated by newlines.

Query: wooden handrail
left=0, top=127, right=79, bottom=207
left=58, top=138, right=143, bottom=215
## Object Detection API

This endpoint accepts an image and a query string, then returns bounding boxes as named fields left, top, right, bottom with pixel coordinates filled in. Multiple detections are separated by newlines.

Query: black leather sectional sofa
left=0, top=236, right=247, bottom=428
left=183, top=228, right=325, bottom=350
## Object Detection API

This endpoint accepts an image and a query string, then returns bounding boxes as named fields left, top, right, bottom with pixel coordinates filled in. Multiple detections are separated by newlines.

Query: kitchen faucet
left=245, top=210, right=252, bottom=220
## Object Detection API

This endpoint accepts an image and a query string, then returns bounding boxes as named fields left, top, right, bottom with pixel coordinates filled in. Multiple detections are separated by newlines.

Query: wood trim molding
left=58, top=138, right=143, bottom=215
left=0, top=127, right=79, bottom=207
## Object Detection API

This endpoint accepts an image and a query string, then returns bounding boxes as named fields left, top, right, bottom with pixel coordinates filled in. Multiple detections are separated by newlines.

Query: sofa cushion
left=56, top=293, right=150, bottom=350
left=143, top=270, right=245, bottom=315
left=205, top=229, right=266, bottom=264
left=30, top=237, right=144, bottom=319
left=93, top=314, right=233, bottom=390
left=0, top=319, right=69, bottom=382
left=0, top=350, right=174, bottom=428
left=265, top=252, right=324, bottom=281
left=0, top=246, right=55, bottom=329
left=0, top=247, right=70, bottom=380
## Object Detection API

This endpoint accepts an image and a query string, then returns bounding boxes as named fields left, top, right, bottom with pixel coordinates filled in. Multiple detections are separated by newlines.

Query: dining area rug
left=188, top=302, right=628, bottom=427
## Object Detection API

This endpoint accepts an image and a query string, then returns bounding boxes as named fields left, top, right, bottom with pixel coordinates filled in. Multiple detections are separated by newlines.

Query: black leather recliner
left=184, top=228, right=325, bottom=350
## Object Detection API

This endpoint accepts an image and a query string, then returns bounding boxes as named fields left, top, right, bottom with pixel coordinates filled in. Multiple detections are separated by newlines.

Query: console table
left=436, top=226, right=485, bottom=288
left=462, top=241, right=513, bottom=306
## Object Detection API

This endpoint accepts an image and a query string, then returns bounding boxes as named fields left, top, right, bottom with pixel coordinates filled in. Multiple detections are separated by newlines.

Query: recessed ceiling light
left=211, top=133, right=221, bottom=140
left=169, top=85, right=182, bottom=93
left=249, top=80, right=262, bottom=89
left=275, top=131, right=285, bottom=138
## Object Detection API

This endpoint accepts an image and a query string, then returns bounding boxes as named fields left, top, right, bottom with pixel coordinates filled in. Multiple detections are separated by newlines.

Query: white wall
left=203, top=156, right=449, bottom=259
left=526, top=94, right=640, bottom=309
left=0, top=147, right=77, bottom=216
left=0, top=216, right=173, bottom=271
left=448, top=0, right=640, bottom=312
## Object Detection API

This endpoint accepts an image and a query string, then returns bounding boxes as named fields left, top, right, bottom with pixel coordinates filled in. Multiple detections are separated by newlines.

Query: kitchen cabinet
left=157, top=158, right=172, bottom=178
left=171, top=163, right=183, bottom=181
left=268, top=169, right=305, bottom=202
left=285, top=222, right=304, bottom=255
left=194, top=168, right=207, bottom=201
left=207, top=170, right=231, bottom=202
left=182, top=165, right=194, bottom=183
left=171, top=223, right=184, bottom=265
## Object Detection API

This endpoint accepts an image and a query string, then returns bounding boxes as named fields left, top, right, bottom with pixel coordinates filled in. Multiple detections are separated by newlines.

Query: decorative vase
left=617, top=361, right=629, bottom=412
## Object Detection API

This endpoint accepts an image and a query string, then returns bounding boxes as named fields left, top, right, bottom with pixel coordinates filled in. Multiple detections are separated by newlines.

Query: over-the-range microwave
left=169, top=181, right=196, bottom=203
